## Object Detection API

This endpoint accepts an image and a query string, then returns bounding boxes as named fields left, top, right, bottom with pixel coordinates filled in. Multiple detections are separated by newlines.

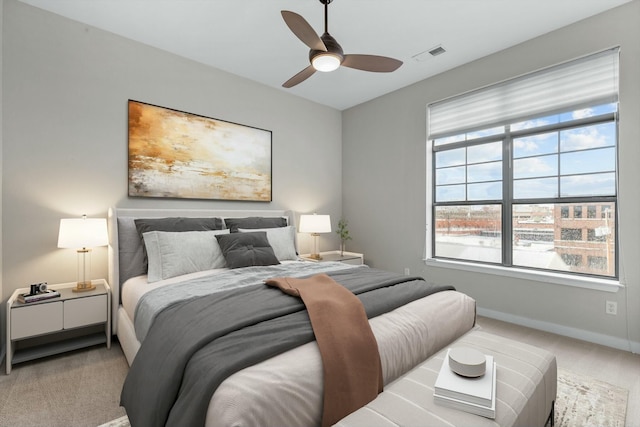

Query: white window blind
left=428, top=48, right=619, bottom=140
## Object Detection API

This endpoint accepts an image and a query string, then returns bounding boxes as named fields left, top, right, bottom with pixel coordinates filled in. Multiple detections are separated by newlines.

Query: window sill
left=423, top=258, right=623, bottom=293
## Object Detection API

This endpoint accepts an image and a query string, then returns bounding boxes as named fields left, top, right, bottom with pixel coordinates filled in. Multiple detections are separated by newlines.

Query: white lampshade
left=58, top=216, right=108, bottom=249
left=58, top=215, right=108, bottom=292
left=299, top=214, right=331, bottom=234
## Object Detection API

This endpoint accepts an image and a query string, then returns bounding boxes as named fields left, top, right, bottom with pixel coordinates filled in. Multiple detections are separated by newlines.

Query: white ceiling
left=19, top=0, right=632, bottom=110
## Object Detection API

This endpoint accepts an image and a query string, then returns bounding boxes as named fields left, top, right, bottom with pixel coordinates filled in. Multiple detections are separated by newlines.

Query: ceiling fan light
left=312, top=53, right=341, bottom=72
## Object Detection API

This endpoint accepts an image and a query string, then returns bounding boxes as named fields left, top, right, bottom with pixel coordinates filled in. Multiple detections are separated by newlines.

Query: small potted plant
left=336, top=218, right=352, bottom=256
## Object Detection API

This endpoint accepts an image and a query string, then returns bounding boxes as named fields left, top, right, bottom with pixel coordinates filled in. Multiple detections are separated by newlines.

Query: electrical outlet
left=605, top=301, right=617, bottom=315
left=404, top=268, right=410, bottom=276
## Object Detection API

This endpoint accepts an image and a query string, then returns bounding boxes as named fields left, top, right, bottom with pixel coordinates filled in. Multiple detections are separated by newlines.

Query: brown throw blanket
left=265, top=273, right=384, bottom=427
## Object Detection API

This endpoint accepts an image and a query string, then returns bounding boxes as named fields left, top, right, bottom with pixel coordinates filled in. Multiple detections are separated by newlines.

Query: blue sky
left=435, top=104, right=617, bottom=201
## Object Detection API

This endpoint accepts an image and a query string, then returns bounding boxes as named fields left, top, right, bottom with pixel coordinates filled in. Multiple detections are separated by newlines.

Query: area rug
left=555, top=368, right=628, bottom=427
left=98, top=368, right=629, bottom=427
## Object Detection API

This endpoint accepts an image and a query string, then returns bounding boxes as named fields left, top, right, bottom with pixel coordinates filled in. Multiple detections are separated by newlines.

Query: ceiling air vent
left=412, top=45, right=446, bottom=62
left=429, top=46, right=446, bottom=56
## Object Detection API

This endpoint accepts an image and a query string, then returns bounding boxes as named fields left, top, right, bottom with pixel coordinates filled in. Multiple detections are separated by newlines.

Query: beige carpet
left=555, top=368, right=628, bottom=427
left=98, top=368, right=628, bottom=427
left=0, top=344, right=128, bottom=427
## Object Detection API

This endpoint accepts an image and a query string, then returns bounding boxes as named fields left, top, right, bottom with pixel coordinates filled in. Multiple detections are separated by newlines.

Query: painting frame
left=128, top=100, right=272, bottom=202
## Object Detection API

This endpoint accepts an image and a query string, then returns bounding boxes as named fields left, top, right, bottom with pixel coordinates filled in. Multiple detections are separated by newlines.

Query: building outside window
left=427, top=49, right=619, bottom=279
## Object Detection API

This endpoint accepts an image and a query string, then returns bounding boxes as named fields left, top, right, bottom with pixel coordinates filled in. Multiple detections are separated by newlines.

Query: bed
left=108, top=207, right=477, bottom=427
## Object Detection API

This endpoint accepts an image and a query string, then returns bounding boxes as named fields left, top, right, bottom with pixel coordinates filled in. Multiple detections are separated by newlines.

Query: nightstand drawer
left=11, top=302, right=63, bottom=339
left=64, top=294, right=107, bottom=329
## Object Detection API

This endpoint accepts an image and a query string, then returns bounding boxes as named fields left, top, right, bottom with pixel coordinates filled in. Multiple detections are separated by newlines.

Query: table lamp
left=57, top=215, right=108, bottom=292
left=299, top=214, right=331, bottom=260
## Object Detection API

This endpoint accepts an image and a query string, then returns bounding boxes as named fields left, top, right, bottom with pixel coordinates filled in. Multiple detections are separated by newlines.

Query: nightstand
left=300, top=250, right=364, bottom=265
left=5, top=279, right=111, bottom=374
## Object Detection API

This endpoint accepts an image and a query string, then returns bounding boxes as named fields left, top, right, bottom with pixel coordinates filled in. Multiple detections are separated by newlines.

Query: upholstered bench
left=334, top=329, right=557, bottom=427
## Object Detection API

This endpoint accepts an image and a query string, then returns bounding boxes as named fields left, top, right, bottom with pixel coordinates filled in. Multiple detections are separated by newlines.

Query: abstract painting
left=128, top=100, right=272, bottom=201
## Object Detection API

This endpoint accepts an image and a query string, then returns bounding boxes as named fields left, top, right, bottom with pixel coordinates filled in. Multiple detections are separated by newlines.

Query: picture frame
left=128, top=100, right=272, bottom=202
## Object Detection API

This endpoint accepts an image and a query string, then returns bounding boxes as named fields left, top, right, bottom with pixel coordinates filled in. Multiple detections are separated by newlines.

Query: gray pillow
left=238, top=226, right=297, bottom=261
left=135, top=217, right=224, bottom=237
left=134, top=217, right=225, bottom=271
left=143, top=229, right=229, bottom=283
left=117, top=217, right=148, bottom=286
left=223, top=217, right=287, bottom=233
left=215, top=232, right=280, bottom=268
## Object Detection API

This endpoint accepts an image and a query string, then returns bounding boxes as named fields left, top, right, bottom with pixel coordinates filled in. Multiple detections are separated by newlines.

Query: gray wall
left=3, top=0, right=639, bottom=356
left=0, top=0, right=4, bottom=322
left=343, top=1, right=640, bottom=351
left=1, top=0, right=342, bottom=304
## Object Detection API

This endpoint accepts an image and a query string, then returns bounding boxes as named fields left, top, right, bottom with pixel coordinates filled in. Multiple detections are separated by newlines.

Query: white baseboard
left=477, top=307, right=640, bottom=354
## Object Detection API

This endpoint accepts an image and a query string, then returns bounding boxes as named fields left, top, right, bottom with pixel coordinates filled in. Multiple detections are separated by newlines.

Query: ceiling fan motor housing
left=309, top=32, right=344, bottom=71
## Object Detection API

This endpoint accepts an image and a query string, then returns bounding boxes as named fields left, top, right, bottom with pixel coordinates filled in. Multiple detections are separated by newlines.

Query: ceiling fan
left=281, top=0, right=403, bottom=88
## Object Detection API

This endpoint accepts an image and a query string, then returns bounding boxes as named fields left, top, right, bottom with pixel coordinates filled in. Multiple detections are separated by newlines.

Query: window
left=588, top=256, right=607, bottom=270
left=428, top=49, right=619, bottom=279
left=561, top=228, right=582, bottom=241
left=573, top=206, right=582, bottom=219
left=561, top=254, right=582, bottom=267
left=587, top=229, right=606, bottom=242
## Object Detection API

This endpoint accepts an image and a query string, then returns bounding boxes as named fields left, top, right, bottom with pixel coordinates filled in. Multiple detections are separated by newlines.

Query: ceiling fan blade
left=342, top=54, right=403, bottom=72
left=281, top=11, right=327, bottom=52
left=282, top=65, right=317, bottom=88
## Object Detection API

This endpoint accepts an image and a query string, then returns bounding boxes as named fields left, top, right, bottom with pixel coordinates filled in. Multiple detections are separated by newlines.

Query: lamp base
left=72, top=282, right=96, bottom=293
left=308, top=253, right=323, bottom=260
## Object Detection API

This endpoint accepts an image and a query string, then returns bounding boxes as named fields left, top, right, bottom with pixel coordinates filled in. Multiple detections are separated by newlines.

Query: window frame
left=428, top=108, right=619, bottom=282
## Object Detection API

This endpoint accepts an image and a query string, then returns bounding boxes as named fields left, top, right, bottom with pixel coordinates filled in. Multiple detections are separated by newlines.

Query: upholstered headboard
left=107, top=207, right=295, bottom=334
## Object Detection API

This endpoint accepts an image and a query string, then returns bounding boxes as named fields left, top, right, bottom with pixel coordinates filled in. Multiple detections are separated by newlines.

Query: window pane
left=435, top=148, right=465, bottom=167
left=513, top=154, right=558, bottom=179
left=435, top=205, right=502, bottom=263
left=468, top=141, right=502, bottom=163
left=436, top=166, right=465, bottom=185
left=468, top=182, right=502, bottom=200
left=560, top=122, right=616, bottom=152
left=574, top=206, right=582, bottom=218
left=561, top=253, right=583, bottom=267
left=467, top=161, right=502, bottom=183
left=513, top=177, right=558, bottom=199
left=435, top=184, right=465, bottom=202
left=561, top=147, right=615, bottom=175
left=560, top=173, right=616, bottom=197
left=559, top=103, right=617, bottom=122
left=466, top=126, right=504, bottom=140
left=511, top=115, right=560, bottom=132
left=588, top=256, right=607, bottom=270
left=512, top=203, right=615, bottom=277
left=513, top=132, right=558, bottom=158
left=434, top=134, right=465, bottom=146
left=587, top=229, right=606, bottom=242
left=561, top=228, right=583, bottom=240
left=513, top=104, right=618, bottom=132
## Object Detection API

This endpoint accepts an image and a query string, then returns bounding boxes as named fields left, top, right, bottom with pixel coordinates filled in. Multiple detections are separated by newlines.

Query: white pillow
left=238, top=226, right=297, bottom=261
left=143, top=229, right=230, bottom=283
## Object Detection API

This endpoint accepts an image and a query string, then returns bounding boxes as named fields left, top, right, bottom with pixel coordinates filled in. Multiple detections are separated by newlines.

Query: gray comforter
left=120, top=267, right=455, bottom=427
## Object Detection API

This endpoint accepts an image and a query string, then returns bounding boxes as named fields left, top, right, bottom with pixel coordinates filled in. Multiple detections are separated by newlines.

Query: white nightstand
left=5, top=279, right=111, bottom=374
left=300, top=250, right=364, bottom=265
